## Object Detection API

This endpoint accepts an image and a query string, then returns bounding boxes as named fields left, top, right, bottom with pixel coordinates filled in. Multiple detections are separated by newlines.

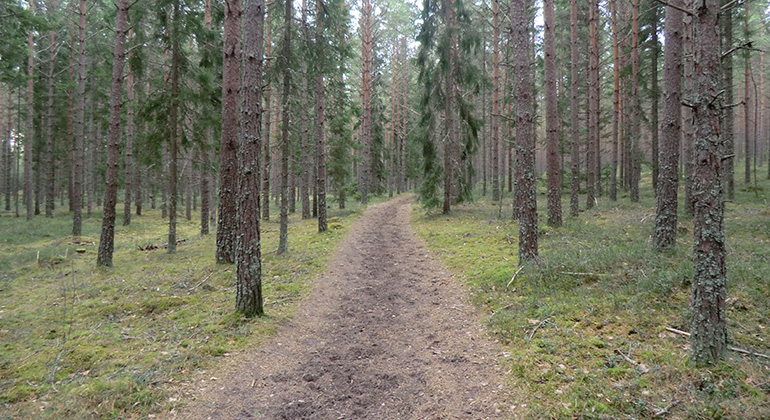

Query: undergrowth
left=0, top=200, right=365, bottom=419
left=412, top=169, right=770, bottom=419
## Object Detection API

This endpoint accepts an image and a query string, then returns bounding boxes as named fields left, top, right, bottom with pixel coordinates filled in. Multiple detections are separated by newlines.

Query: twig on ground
left=665, top=326, right=770, bottom=360
left=526, top=316, right=551, bottom=343
left=189, top=271, right=214, bottom=292
left=653, top=400, right=679, bottom=418
left=559, top=271, right=611, bottom=277
left=506, top=266, right=524, bottom=289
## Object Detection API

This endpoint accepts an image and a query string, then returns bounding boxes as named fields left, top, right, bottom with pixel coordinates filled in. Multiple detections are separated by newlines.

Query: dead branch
left=189, top=271, right=214, bottom=292
left=506, top=266, right=524, bottom=289
left=653, top=400, right=680, bottom=418
left=665, top=327, right=770, bottom=360
left=526, top=316, right=551, bottom=343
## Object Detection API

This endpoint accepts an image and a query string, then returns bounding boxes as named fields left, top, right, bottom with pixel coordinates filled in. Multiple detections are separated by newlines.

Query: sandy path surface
left=172, top=196, right=508, bottom=419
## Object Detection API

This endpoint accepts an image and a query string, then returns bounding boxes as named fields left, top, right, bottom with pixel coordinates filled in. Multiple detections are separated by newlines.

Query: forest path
left=174, top=196, right=509, bottom=419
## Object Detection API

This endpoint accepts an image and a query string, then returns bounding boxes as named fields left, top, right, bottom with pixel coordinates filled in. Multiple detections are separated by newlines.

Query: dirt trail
left=174, top=196, right=508, bottom=419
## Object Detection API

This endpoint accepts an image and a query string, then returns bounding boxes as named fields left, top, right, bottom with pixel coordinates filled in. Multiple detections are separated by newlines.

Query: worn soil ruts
left=174, top=196, right=508, bottom=419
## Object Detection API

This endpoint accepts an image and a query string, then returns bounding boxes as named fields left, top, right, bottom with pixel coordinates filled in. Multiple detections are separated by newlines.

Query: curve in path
left=175, top=196, right=507, bottom=419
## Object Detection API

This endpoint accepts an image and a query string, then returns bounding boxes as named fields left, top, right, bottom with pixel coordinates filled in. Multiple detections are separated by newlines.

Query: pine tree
left=544, top=0, right=561, bottom=226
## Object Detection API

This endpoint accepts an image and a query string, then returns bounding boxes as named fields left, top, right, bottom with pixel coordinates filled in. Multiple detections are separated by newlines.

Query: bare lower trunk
left=690, top=0, right=726, bottom=366
left=236, top=0, right=265, bottom=317
left=25, top=4, right=35, bottom=221
left=653, top=0, right=682, bottom=250
left=216, top=0, right=241, bottom=263
left=97, top=0, right=129, bottom=266
left=544, top=0, right=561, bottom=226
left=72, top=0, right=87, bottom=236
left=511, top=0, right=537, bottom=262
left=278, top=0, right=292, bottom=254
left=123, top=34, right=134, bottom=227
left=610, top=0, right=620, bottom=201
left=316, top=0, right=327, bottom=233
left=569, top=0, right=580, bottom=216
left=167, top=0, right=181, bottom=255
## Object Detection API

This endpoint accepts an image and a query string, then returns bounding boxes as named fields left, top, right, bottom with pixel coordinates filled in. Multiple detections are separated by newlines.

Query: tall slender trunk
left=300, top=0, right=311, bottom=219
left=653, top=0, right=682, bottom=250
left=45, top=3, right=58, bottom=217
left=5, top=88, right=11, bottom=211
left=491, top=0, right=501, bottom=202
left=167, top=0, right=181, bottom=254
left=683, top=0, right=695, bottom=214
left=216, top=0, right=241, bottom=262
left=569, top=0, right=580, bottom=216
left=262, top=8, right=272, bottom=221
left=650, top=5, right=660, bottom=193
left=690, top=0, right=726, bottom=366
left=236, top=0, right=265, bottom=317
left=743, top=2, right=751, bottom=184
left=359, top=0, right=373, bottom=205
left=123, top=29, right=135, bottom=226
left=610, top=0, right=620, bottom=201
left=277, top=0, right=292, bottom=254
left=721, top=0, right=734, bottom=197
left=25, top=0, right=35, bottom=221
left=586, top=0, right=599, bottom=209
left=67, top=31, right=75, bottom=212
left=97, top=0, right=129, bottom=266
left=511, top=0, right=537, bottom=262
left=316, top=0, right=327, bottom=233
left=544, top=0, right=560, bottom=226
left=444, top=0, right=458, bottom=214
left=629, top=0, right=641, bottom=202
left=72, top=0, right=87, bottom=236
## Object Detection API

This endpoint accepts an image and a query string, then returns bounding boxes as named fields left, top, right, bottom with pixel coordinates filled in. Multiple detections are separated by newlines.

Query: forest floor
left=170, top=195, right=510, bottom=419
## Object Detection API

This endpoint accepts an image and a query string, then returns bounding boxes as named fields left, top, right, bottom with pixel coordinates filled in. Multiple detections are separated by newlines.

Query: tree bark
left=72, top=0, right=87, bottom=236
left=216, top=0, right=241, bottom=262
left=96, top=0, right=129, bottom=267
left=236, top=0, right=265, bottom=317
left=263, top=8, right=272, bottom=221
left=510, top=0, right=537, bottom=262
left=316, top=0, right=327, bottom=233
left=278, top=0, right=293, bottom=254
left=300, top=0, right=311, bottom=219
left=44, top=1, right=58, bottom=218
left=630, top=0, right=641, bottom=202
left=25, top=0, right=35, bottom=221
left=544, top=0, right=561, bottom=226
left=653, top=0, right=683, bottom=250
left=650, top=5, right=660, bottom=193
left=610, top=0, right=620, bottom=201
left=492, top=0, right=501, bottom=203
left=586, top=0, right=599, bottom=210
left=359, top=0, right=373, bottom=205
left=123, top=29, right=135, bottom=226
left=720, top=0, right=734, bottom=198
left=743, top=2, right=751, bottom=184
left=167, top=0, right=181, bottom=254
left=690, top=0, right=727, bottom=366
left=569, top=0, right=580, bottom=216
left=683, top=0, right=695, bottom=215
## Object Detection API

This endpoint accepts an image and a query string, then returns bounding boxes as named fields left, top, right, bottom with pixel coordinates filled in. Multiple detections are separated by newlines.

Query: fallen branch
left=526, top=316, right=551, bottom=343
left=189, top=271, right=214, bottom=292
left=506, top=266, right=524, bottom=289
left=665, top=327, right=770, bottom=360
left=559, top=271, right=611, bottom=277
left=653, top=400, right=679, bottom=418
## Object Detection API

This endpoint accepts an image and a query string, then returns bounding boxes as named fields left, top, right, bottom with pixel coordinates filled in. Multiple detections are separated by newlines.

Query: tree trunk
left=123, top=29, right=135, bottom=226
left=167, top=0, right=181, bottom=254
left=569, top=0, right=580, bottom=216
left=653, top=0, right=682, bottom=250
left=544, top=0, right=561, bottom=226
left=277, top=0, right=293, bottom=254
left=610, top=0, right=620, bottom=201
left=72, top=0, right=87, bottom=236
left=316, top=0, right=327, bottom=233
left=510, top=0, right=537, bottom=263
left=5, top=88, right=11, bottom=212
left=650, top=5, right=660, bottom=193
left=44, top=5, right=58, bottom=218
left=96, top=0, right=129, bottom=267
left=743, top=2, right=751, bottom=184
left=586, top=0, right=599, bottom=210
left=492, top=0, right=501, bottom=203
left=690, top=0, right=727, bottom=366
left=25, top=0, right=35, bottom=221
left=720, top=0, right=734, bottom=198
left=236, top=0, right=265, bottom=317
left=683, top=0, right=695, bottom=215
left=359, top=0, right=373, bottom=205
left=630, top=0, right=641, bottom=202
left=262, top=8, right=272, bottom=221
left=216, top=0, right=241, bottom=263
